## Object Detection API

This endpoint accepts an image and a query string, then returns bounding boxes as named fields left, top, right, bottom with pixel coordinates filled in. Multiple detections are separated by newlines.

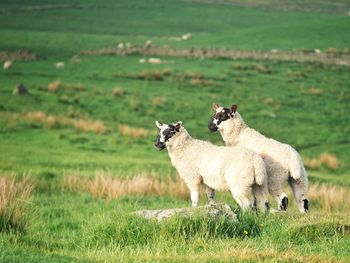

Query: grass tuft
left=73, top=118, right=107, bottom=134
left=61, top=173, right=189, bottom=199
left=47, top=80, right=85, bottom=93
left=138, top=71, right=164, bottom=81
left=118, top=124, right=150, bottom=138
left=0, top=175, right=34, bottom=232
left=288, top=221, right=350, bottom=244
left=112, top=87, right=124, bottom=97
left=304, top=152, right=339, bottom=170
left=84, top=212, right=262, bottom=248
left=308, top=183, right=350, bottom=212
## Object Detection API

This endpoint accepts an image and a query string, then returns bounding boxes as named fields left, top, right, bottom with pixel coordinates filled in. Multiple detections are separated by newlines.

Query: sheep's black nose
left=208, top=122, right=218, bottom=132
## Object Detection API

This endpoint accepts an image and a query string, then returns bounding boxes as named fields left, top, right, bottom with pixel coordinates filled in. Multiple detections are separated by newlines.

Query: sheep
left=117, top=43, right=124, bottom=49
left=148, top=58, right=161, bottom=64
left=182, top=33, right=192, bottom=40
left=55, top=62, right=64, bottom=69
left=3, top=60, right=12, bottom=70
left=155, top=120, right=269, bottom=212
left=145, top=40, right=152, bottom=48
left=208, top=104, right=309, bottom=213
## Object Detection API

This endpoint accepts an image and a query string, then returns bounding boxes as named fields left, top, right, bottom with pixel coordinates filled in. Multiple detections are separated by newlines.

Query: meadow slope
left=0, top=1, right=349, bottom=262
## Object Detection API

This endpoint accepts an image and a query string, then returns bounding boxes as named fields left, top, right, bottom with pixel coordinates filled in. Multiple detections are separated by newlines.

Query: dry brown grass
left=143, top=246, right=342, bottom=263
left=190, top=78, right=216, bottom=86
left=0, top=175, right=34, bottom=232
left=152, top=96, right=167, bottom=106
left=185, top=72, right=204, bottom=79
left=138, top=71, right=164, bottom=81
left=61, top=173, right=188, bottom=199
left=25, top=111, right=71, bottom=129
left=62, top=173, right=349, bottom=212
left=118, top=124, right=150, bottom=138
left=304, top=152, right=339, bottom=170
left=48, top=80, right=85, bottom=93
left=112, top=87, right=123, bottom=97
left=253, top=63, right=272, bottom=73
left=0, top=50, right=38, bottom=62
left=2, top=111, right=107, bottom=134
left=303, top=87, right=323, bottom=95
left=308, top=183, right=350, bottom=212
left=74, top=119, right=107, bottom=134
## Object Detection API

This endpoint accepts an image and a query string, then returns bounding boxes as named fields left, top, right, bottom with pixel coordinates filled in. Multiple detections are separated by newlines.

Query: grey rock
left=13, top=83, right=29, bottom=95
left=134, top=203, right=237, bottom=223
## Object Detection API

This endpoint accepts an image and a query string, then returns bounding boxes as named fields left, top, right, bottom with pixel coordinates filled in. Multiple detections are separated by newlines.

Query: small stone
left=13, top=83, right=29, bottom=95
left=134, top=203, right=237, bottom=223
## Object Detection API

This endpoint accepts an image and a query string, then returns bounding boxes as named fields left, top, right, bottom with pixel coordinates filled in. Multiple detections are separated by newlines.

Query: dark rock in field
left=134, top=203, right=237, bottom=223
left=13, top=83, right=29, bottom=95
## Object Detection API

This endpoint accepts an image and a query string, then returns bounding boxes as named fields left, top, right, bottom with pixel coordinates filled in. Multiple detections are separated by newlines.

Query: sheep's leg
left=289, top=177, right=308, bottom=213
left=205, top=185, right=215, bottom=205
left=252, top=185, right=269, bottom=213
left=187, top=184, right=200, bottom=207
left=277, top=192, right=288, bottom=211
left=230, top=186, right=251, bottom=211
left=269, top=180, right=288, bottom=211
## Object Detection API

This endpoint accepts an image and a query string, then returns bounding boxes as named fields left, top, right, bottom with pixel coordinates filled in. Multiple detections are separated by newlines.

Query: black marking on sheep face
left=154, top=135, right=166, bottom=150
left=280, top=196, right=288, bottom=211
left=154, top=125, right=178, bottom=150
left=303, top=199, right=309, bottom=212
left=208, top=107, right=233, bottom=132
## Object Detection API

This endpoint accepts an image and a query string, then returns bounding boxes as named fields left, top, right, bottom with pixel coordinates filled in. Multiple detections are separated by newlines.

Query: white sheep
left=3, top=60, right=12, bottom=70
left=182, top=33, right=192, bottom=40
left=145, top=40, right=152, bottom=48
left=155, top=121, right=269, bottom=212
left=55, top=62, right=64, bottom=69
left=117, top=43, right=124, bottom=49
left=208, top=104, right=309, bottom=213
left=148, top=58, right=161, bottom=64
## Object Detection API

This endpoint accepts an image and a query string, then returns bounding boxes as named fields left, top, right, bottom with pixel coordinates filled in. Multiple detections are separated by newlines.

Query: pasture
left=0, top=0, right=349, bottom=262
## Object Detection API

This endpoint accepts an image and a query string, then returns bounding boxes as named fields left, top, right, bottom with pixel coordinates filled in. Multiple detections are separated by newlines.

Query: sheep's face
left=154, top=121, right=181, bottom=150
left=208, top=104, right=237, bottom=132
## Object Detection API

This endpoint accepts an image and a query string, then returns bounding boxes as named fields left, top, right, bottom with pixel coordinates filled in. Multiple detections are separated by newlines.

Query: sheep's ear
left=174, top=121, right=183, bottom=131
left=213, top=103, right=220, bottom=110
left=155, top=121, right=163, bottom=129
left=231, top=104, right=238, bottom=113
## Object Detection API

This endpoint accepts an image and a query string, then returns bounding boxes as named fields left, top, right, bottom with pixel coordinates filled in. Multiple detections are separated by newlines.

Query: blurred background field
left=0, top=1, right=349, bottom=262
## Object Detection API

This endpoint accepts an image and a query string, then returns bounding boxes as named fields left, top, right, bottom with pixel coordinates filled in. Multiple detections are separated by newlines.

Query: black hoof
left=303, top=199, right=309, bottom=212
left=265, top=202, right=270, bottom=211
left=280, top=197, right=288, bottom=211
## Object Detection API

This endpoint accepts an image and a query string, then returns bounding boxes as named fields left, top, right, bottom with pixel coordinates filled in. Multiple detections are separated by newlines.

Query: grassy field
left=0, top=0, right=350, bottom=262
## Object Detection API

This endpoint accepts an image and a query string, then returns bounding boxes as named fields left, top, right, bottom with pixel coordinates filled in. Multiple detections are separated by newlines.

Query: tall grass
left=83, top=211, right=262, bottom=249
left=118, top=124, right=150, bottom=139
left=308, top=183, right=350, bottom=212
left=61, top=172, right=189, bottom=199
left=0, top=175, right=34, bottom=232
left=2, top=111, right=107, bottom=134
left=304, top=152, right=339, bottom=170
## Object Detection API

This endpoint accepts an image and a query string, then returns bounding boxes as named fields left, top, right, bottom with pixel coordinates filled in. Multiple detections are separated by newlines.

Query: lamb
left=3, top=60, right=12, bottom=70
left=208, top=104, right=309, bottom=213
left=154, top=120, right=269, bottom=212
left=55, top=62, right=64, bottom=69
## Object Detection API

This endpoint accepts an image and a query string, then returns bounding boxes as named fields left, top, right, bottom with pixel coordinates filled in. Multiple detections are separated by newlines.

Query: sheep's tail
left=253, top=154, right=267, bottom=186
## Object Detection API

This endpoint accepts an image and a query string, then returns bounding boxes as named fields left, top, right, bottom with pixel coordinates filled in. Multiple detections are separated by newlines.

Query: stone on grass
left=13, top=83, right=29, bottom=95
left=134, top=203, right=237, bottom=223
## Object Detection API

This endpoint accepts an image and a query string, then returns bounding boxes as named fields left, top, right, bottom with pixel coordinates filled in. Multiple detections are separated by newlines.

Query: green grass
left=0, top=0, right=350, bottom=262
left=1, top=193, right=349, bottom=262
left=1, top=0, right=350, bottom=55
